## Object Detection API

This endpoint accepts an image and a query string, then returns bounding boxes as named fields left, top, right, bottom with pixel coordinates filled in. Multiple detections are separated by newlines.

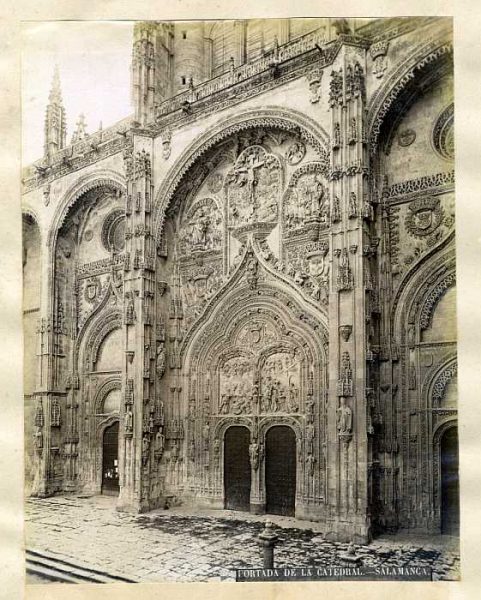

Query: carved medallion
left=405, top=197, right=444, bottom=237
left=398, top=129, right=416, bottom=147
left=286, top=142, right=306, bottom=166
left=207, top=172, right=224, bottom=194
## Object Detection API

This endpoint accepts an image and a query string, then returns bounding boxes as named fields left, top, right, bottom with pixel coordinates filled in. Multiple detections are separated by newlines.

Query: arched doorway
left=441, top=426, right=459, bottom=534
left=224, top=426, right=251, bottom=511
left=102, top=422, right=119, bottom=495
left=265, top=426, right=296, bottom=516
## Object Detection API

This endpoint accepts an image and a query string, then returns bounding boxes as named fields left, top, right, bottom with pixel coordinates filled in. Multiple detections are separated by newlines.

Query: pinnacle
left=48, top=64, right=63, bottom=105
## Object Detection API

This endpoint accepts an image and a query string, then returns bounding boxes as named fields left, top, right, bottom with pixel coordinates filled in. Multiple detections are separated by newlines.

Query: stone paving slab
left=25, top=495, right=460, bottom=583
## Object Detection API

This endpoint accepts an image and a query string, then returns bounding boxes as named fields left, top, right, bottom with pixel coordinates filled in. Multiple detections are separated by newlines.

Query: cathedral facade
left=22, top=17, right=457, bottom=543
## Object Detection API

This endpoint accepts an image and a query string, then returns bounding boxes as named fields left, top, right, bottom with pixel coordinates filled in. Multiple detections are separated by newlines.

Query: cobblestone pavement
left=25, top=495, right=460, bottom=583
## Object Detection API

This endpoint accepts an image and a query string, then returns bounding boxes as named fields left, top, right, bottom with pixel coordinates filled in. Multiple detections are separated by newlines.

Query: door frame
left=223, top=425, right=252, bottom=511
left=263, top=422, right=299, bottom=517
left=433, top=419, right=458, bottom=533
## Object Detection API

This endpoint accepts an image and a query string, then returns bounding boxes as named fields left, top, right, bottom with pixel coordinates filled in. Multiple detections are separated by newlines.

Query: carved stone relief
left=226, top=145, right=281, bottom=230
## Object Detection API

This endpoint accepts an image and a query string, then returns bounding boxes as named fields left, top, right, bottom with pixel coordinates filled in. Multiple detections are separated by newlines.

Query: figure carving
left=286, top=142, right=306, bottom=166
left=124, top=407, right=133, bottom=434
left=156, top=341, right=166, bottom=379
left=227, top=145, right=280, bottom=228
left=337, top=397, right=353, bottom=434
left=249, top=440, right=260, bottom=470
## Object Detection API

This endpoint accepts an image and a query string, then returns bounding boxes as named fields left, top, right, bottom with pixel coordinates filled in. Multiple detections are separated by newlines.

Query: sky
left=22, top=21, right=134, bottom=165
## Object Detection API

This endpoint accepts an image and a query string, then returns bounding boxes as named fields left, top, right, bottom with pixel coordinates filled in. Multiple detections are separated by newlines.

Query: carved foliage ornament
left=405, top=196, right=444, bottom=238
left=432, top=361, right=457, bottom=406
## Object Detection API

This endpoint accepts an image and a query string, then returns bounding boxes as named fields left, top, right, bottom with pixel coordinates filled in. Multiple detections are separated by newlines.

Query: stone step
left=26, top=548, right=138, bottom=584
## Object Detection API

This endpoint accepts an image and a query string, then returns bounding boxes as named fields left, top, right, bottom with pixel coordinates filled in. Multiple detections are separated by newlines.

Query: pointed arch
left=367, top=29, right=453, bottom=155
left=152, top=106, right=330, bottom=247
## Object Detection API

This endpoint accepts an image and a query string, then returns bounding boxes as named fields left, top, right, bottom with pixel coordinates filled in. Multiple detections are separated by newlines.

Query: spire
left=44, top=65, right=67, bottom=161
left=48, top=64, right=63, bottom=105
left=71, top=113, right=88, bottom=144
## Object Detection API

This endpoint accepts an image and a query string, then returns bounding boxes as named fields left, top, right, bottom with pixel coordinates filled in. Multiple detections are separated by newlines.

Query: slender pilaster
left=326, top=44, right=372, bottom=542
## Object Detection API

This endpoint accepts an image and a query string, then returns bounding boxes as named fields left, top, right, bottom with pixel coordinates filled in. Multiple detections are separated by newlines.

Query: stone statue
left=306, top=453, right=315, bottom=477
left=155, top=430, right=165, bottom=454
left=125, top=297, right=135, bottom=324
left=306, top=422, right=315, bottom=454
left=156, top=341, right=166, bottom=379
left=142, top=436, right=150, bottom=465
left=34, top=428, right=43, bottom=451
left=249, top=441, right=260, bottom=470
left=124, top=408, right=133, bottom=433
left=349, top=192, right=357, bottom=217
left=202, top=422, right=210, bottom=450
left=219, top=393, right=230, bottom=414
left=337, top=397, right=353, bottom=434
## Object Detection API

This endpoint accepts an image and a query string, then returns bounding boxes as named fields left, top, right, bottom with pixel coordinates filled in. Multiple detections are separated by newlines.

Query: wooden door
left=224, top=426, right=251, bottom=511
left=265, top=426, right=296, bottom=516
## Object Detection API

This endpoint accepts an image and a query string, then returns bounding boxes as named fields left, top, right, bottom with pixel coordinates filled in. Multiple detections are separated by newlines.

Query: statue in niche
left=142, top=436, right=150, bottom=465
left=125, top=296, right=135, bottom=324
left=349, top=192, right=358, bottom=217
left=154, top=430, right=165, bottom=455
left=124, top=408, right=133, bottom=433
left=249, top=440, right=260, bottom=470
left=306, top=422, right=315, bottom=454
left=287, top=382, right=299, bottom=412
left=331, top=196, right=341, bottom=223
left=349, top=117, right=357, bottom=143
left=171, top=440, right=179, bottom=462
left=333, top=123, right=341, bottom=147
left=192, top=208, right=210, bottom=247
left=306, top=453, right=315, bottom=477
left=337, top=397, right=353, bottom=434
left=219, top=392, right=230, bottom=414
left=156, top=341, right=166, bottom=379
left=202, top=422, right=210, bottom=450
left=34, top=428, right=43, bottom=451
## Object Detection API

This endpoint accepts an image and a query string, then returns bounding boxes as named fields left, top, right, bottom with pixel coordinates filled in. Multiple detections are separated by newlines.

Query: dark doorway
left=265, top=426, right=296, bottom=516
left=224, top=426, right=251, bottom=511
left=102, top=421, right=119, bottom=495
left=441, top=426, right=459, bottom=535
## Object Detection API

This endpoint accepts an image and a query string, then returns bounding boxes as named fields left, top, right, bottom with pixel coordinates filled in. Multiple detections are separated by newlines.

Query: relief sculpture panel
left=226, top=145, right=281, bottom=230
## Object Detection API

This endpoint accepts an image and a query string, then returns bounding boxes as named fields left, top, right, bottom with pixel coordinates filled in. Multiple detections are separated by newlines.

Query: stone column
left=118, top=134, right=162, bottom=512
left=326, top=44, right=372, bottom=543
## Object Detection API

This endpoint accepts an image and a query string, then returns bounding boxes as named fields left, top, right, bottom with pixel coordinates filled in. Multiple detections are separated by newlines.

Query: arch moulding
left=47, top=169, right=126, bottom=253
left=367, top=31, right=453, bottom=154
left=152, top=106, right=330, bottom=246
